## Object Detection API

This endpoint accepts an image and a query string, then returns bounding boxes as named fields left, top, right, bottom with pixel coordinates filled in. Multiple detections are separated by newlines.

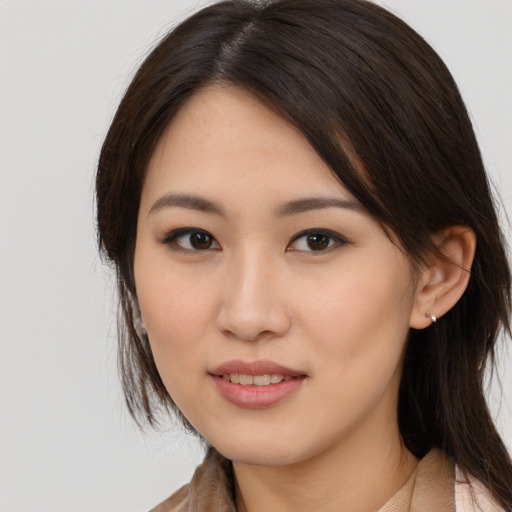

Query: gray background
left=0, top=0, right=510, bottom=510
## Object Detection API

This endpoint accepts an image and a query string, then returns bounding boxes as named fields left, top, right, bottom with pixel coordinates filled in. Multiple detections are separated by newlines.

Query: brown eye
left=189, top=232, right=213, bottom=250
left=163, top=229, right=221, bottom=252
left=287, top=229, right=348, bottom=253
left=306, top=233, right=330, bottom=251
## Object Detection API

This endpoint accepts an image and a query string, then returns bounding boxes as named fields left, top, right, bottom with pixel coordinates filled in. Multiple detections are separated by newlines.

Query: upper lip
left=211, top=359, right=306, bottom=377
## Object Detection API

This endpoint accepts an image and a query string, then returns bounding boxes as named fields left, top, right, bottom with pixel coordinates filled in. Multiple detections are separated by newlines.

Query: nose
left=215, top=250, right=291, bottom=342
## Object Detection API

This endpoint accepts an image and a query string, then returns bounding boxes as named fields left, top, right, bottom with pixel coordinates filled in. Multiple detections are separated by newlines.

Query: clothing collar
left=150, top=448, right=455, bottom=512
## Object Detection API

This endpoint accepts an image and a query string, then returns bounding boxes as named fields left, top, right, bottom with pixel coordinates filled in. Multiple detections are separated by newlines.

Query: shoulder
left=455, top=467, right=505, bottom=512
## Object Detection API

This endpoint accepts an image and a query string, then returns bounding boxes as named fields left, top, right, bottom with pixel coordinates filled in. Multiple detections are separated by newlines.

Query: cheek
left=296, top=257, right=414, bottom=375
left=139, top=281, right=212, bottom=344
left=135, top=271, right=218, bottom=416
left=292, top=266, right=414, bottom=443
left=134, top=250, right=217, bottom=372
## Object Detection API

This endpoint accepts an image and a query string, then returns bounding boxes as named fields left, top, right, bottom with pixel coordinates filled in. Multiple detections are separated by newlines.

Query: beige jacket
left=149, top=448, right=504, bottom=512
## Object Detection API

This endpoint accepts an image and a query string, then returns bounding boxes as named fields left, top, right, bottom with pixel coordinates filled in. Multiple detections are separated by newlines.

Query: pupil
left=307, top=233, right=329, bottom=250
left=190, top=233, right=211, bottom=250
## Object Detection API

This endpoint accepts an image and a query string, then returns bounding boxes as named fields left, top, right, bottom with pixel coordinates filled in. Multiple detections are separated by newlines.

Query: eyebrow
left=149, top=193, right=226, bottom=216
left=275, top=197, right=363, bottom=217
left=149, top=193, right=363, bottom=217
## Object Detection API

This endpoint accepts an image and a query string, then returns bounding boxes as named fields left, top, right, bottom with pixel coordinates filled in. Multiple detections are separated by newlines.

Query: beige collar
left=150, top=448, right=456, bottom=512
left=378, top=449, right=455, bottom=511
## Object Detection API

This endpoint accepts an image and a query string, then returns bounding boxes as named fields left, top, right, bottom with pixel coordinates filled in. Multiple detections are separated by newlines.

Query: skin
left=134, top=85, right=473, bottom=511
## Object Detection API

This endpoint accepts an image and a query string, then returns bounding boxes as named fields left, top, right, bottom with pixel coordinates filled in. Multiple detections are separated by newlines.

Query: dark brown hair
left=96, top=0, right=512, bottom=507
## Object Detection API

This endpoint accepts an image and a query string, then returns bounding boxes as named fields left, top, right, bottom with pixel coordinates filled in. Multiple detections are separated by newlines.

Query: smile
left=221, top=373, right=294, bottom=386
left=210, top=360, right=307, bottom=408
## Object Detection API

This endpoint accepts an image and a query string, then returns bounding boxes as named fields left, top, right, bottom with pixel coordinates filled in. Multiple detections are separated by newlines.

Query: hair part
left=96, top=0, right=512, bottom=507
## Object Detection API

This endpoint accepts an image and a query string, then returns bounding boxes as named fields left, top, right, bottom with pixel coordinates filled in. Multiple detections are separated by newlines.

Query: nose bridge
left=216, top=244, right=290, bottom=341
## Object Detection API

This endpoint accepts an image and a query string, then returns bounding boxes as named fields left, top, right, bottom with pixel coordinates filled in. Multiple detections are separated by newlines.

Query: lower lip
left=211, top=375, right=306, bottom=408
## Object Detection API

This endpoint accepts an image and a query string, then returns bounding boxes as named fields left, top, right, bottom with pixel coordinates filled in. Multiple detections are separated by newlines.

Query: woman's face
left=134, top=85, right=420, bottom=466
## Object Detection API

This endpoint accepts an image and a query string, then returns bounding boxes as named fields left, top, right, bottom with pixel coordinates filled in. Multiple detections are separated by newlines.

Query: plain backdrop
left=0, top=1, right=511, bottom=511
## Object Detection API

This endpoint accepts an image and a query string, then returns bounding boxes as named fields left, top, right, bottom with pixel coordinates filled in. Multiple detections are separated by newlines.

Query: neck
left=233, top=417, right=418, bottom=512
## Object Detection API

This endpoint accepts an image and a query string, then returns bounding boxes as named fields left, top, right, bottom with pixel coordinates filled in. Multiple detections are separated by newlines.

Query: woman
left=96, top=0, right=512, bottom=510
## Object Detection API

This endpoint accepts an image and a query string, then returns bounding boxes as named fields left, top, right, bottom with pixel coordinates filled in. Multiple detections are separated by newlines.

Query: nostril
left=218, top=325, right=277, bottom=343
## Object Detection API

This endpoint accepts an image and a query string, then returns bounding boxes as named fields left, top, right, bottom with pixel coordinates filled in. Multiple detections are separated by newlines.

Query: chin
left=217, top=445, right=301, bottom=467
left=204, top=429, right=315, bottom=467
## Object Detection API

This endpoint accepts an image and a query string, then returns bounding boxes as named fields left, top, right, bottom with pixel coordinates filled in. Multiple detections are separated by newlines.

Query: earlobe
left=409, top=226, right=476, bottom=329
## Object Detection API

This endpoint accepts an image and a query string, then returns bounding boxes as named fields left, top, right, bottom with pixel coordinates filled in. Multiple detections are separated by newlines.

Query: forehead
left=142, top=84, right=350, bottom=205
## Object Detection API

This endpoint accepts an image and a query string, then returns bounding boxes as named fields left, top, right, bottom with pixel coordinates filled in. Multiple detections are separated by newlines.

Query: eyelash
left=161, top=228, right=349, bottom=254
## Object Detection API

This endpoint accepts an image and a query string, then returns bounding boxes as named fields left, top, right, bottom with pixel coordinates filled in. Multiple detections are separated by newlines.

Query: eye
left=287, top=229, right=348, bottom=252
left=162, top=228, right=221, bottom=252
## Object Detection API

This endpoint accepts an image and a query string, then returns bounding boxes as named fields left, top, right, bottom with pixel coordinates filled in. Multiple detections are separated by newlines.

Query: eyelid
left=161, top=227, right=221, bottom=252
left=287, top=228, right=349, bottom=253
left=161, top=227, right=349, bottom=254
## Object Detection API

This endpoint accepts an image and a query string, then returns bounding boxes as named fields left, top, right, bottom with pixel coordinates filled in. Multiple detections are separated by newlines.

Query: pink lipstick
left=210, top=359, right=306, bottom=408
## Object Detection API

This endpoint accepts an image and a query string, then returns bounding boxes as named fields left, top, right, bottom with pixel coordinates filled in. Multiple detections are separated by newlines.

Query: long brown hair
left=96, top=0, right=512, bottom=507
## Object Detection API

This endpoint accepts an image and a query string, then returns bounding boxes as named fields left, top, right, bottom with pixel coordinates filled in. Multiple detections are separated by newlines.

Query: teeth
left=222, top=373, right=291, bottom=385
left=239, top=374, right=254, bottom=385
left=253, top=375, right=271, bottom=386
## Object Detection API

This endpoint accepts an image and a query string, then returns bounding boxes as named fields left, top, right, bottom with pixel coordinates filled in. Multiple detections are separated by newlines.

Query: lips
left=221, top=373, right=293, bottom=385
left=210, top=359, right=306, bottom=408
left=212, top=359, right=305, bottom=378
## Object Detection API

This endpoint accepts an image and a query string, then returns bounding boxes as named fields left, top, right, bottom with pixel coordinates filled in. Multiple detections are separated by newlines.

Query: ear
left=410, top=226, right=476, bottom=329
